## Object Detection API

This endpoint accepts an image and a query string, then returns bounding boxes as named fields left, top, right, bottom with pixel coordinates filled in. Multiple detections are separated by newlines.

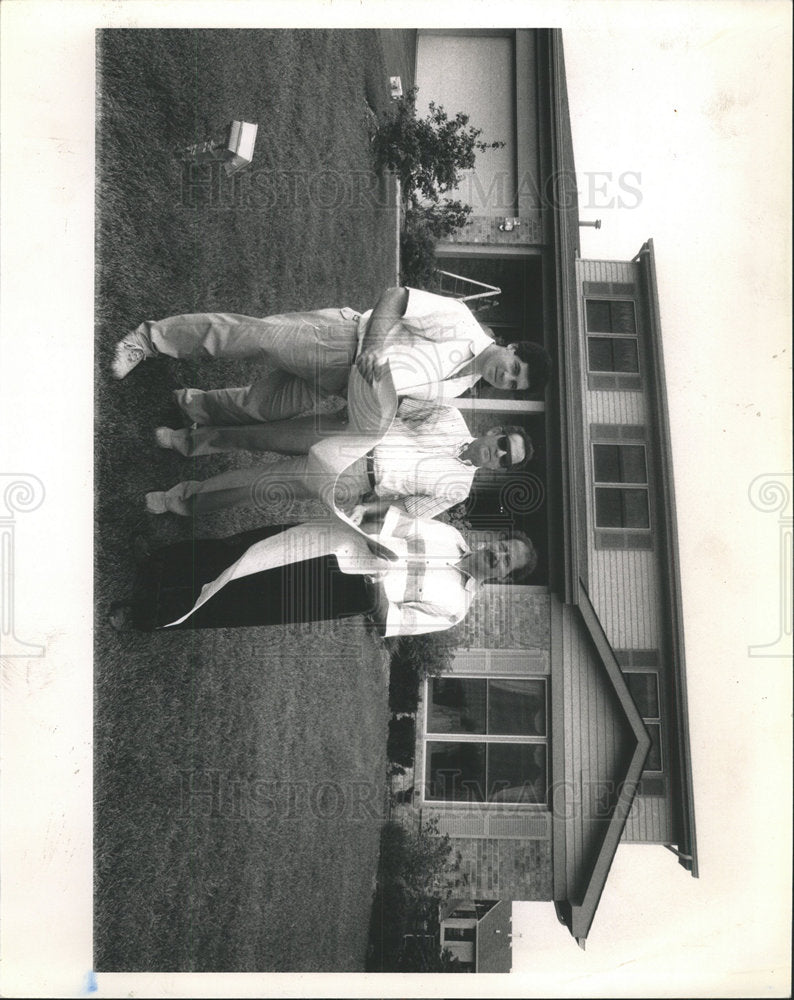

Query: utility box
left=178, top=120, right=258, bottom=176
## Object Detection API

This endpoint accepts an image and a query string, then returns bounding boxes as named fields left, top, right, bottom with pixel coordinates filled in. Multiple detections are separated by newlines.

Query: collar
left=456, top=437, right=476, bottom=465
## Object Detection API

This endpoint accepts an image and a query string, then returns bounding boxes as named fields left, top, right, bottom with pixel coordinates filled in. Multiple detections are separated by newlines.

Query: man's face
left=482, top=344, right=530, bottom=391
left=470, top=538, right=530, bottom=580
left=467, top=429, right=526, bottom=470
left=473, top=538, right=533, bottom=582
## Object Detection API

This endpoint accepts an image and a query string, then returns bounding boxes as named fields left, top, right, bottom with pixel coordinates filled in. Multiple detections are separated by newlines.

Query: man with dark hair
left=145, top=399, right=535, bottom=519
left=110, top=509, right=537, bottom=636
left=111, top=286, right=552, bottom=420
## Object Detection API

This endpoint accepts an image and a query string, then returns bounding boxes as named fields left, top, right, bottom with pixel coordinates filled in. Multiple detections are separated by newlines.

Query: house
left=397, top=27, right=698, bottom=951
left=439, top=899, right=512, bottom=972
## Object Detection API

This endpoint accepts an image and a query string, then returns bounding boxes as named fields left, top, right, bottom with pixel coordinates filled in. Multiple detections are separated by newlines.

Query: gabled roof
left=557, top=581, right=653, bottom=947
left=476, top=900, right=512, bottom=972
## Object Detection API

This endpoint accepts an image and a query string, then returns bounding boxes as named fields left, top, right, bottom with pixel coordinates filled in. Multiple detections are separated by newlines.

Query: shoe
left=109, top=601, right=135, bottom=631
left=111, top=336, right=150, bottom=379
left=145, top=491, right=168, bottom=514
left=154, top=427, right=177, bottom=450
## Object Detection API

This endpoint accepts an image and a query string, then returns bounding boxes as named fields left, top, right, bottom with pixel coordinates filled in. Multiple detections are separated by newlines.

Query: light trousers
left=158, top=455, right=371, bottom=517
left=134, top=308, right=361, bottom=423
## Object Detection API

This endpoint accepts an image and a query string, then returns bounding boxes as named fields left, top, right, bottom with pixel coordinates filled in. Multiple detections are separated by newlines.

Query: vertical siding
left=561, top=605, right=636, bottom=899
left=576, top=258, right=660, bottom=651
left=622, top=794, right=672, bottom=843
left=588, top=550, right=661, bottom=649
left=588, top=390, right=646, bottom=425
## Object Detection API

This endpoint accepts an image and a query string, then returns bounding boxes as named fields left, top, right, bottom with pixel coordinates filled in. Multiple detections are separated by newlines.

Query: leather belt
left=365, top=449, right=377, bottom=491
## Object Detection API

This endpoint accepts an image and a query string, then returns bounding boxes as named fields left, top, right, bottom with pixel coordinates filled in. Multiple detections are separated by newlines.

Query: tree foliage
left=374, top=87, right=504, bottom=202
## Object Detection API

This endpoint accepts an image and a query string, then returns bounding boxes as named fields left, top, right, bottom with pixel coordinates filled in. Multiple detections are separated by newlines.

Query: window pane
left=596, top=487, right=649, bottom=528
left=610, top=300, right=637, bottom=333
left=587, top=337, right=613, bottom=371
left=593, top=444, right=621, bottom=483
left=586, top=300, right=612, bottom=332
left=622, top=488, right=650, bottom=527
left=487, top=679, right=546, bottom=735
left=625, top=672, right=660, bottom=717
left=594, top=445, right=647, bottom=484
left=595, top=487, right=624, bottom=527
left=428, top=678, right=487, bottom=734
left=619, top=445, right=647, bottom=483
left=585, top=299, right=637, bottom=334
left=611, top=337, right=639, bottom=371
left=487, top=744, right=546, bottom=803
left=426, top=742, right=486, bottom=801
left=644, top=723, right=663, bottom=771
left=587, top=337, right=639, bottom=373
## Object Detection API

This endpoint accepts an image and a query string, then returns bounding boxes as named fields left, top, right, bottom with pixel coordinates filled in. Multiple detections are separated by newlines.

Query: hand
left=355, top=351, right=389, bottom=385
left=349, top=504, right=367, bottom=526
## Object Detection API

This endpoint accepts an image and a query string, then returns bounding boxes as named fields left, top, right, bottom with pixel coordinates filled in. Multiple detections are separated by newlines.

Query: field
left=94, top=28, right=415, bottom=971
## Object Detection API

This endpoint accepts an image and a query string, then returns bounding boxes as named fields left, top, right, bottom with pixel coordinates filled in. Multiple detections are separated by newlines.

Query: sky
left=0, top=2, right=791, bottom=998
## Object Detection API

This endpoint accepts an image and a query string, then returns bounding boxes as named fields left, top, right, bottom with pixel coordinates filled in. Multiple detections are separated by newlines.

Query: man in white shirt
left=110, top=286, right=552, bottom=420
left=144, top=398, right=533, bottom=519
left=113, top=508, right=538, bottom=637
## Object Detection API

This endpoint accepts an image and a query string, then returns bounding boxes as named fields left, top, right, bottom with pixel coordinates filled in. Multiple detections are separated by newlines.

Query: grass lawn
left=94, top=28, right=414, bottom=972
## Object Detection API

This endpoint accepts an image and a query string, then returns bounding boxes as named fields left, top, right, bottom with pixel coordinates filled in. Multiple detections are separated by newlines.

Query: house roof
left=556, top=581, right=653, bottom=947
left=634, top=238, right=699, bottom=877
left=545, top=29, right=589, bottom=604
left=476, top=899, right=513, bottom=972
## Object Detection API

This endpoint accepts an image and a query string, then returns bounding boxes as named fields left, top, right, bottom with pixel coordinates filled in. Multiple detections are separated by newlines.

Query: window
left=444, top=926, right=476, bottom=942
left=586, top=299, right=637, bottom=334
left=624, top=671, right=664, bottom=775
left=593, top=443, right=650, bottom=529
left=585, top=298, right=641, bottom=388
left=425, top=677, right=548, bottom=805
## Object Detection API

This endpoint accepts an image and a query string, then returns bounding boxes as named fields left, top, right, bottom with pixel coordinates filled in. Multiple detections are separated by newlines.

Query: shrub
left=388, top=623, right=466, bottom=680
left=387, top=715, right=416, bottom=768
left=388, top=655, right=421, bottom=714
left=366, top=819, right=467, bottom=971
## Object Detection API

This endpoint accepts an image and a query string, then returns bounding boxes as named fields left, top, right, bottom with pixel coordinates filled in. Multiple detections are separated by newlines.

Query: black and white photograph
left=0, top=1, right=791, bottom=996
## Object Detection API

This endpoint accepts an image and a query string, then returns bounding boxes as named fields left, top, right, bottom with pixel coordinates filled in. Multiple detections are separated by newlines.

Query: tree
left=374, top=87, right=505, bottom=288
left=373, top=87, right=505, bottom=203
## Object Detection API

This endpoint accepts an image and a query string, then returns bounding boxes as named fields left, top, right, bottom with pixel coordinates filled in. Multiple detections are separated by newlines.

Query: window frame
left=591, top=438, right=652, bottom=547
left=422, top=675, right=550, bottom=809
left=584, top=295, right=642, bottom=390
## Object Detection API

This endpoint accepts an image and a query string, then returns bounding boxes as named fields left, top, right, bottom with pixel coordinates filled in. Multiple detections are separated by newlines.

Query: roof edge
left=635, top=238, right=699, bottom=877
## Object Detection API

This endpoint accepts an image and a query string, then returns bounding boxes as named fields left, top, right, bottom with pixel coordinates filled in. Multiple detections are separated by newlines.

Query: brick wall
left=450, top=836, right=552, bottom=901
left=441, top=212, right=543, bottom=247
left=458, top=589, right=550, bottom=650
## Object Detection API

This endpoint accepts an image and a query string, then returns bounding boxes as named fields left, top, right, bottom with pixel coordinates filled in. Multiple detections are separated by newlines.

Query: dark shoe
left=109, top=600, right=136, bottom=631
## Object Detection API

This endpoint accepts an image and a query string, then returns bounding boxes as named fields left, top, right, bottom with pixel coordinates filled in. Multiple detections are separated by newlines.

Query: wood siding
left=575, top=257, right=673, bottom=844
left=560, top=603, right=636, bottom=899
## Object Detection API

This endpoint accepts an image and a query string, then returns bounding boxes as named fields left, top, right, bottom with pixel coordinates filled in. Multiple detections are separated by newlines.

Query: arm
left=350, top=496, right=408, bottom=527
left=363, top=579, right=391, bottom=636
left=356, top=286, right=409, bottom=383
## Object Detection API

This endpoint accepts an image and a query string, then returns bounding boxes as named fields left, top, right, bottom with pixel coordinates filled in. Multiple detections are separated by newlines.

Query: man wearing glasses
left=145, top=397, right=533, bottom=519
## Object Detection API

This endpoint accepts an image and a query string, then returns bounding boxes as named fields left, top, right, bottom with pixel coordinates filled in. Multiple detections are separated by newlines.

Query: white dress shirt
left=358, top=287, right=494, bottom=401
left=371, top=398, right=476, bottom=518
